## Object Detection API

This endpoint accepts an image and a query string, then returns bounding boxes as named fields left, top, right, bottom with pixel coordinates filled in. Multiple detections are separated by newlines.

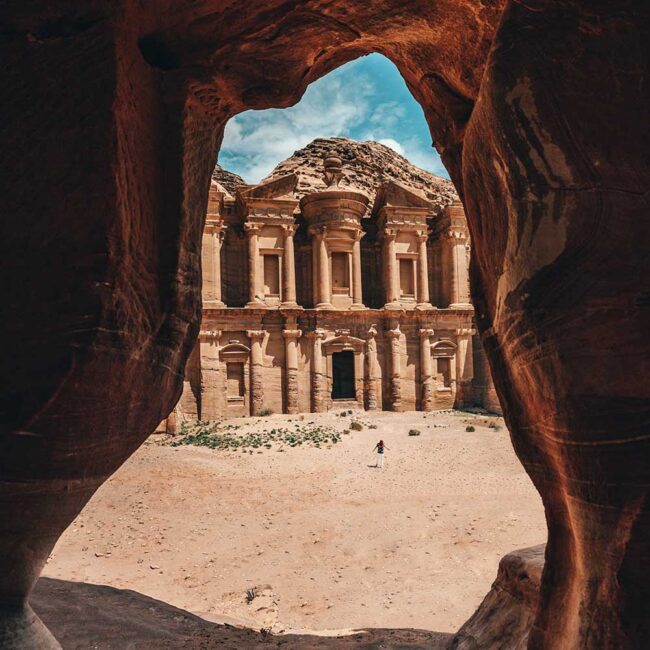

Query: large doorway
left=332, top=350, right=355, bottom=399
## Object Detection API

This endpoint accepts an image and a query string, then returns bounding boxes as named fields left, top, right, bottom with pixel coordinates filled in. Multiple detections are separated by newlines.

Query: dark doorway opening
left=332, top=350, right=355, bottom=399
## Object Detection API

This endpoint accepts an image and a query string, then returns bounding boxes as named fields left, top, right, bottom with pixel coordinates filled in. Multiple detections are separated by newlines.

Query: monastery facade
left=175, top=154, right=498, bottom=421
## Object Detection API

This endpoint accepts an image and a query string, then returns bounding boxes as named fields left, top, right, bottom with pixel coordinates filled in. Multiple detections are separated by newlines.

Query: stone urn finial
left=323, top=153, right=343, bottom=188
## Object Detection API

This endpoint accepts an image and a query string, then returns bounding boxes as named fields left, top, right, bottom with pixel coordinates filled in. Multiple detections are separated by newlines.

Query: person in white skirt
left=373, top=439, right=388, bottom=468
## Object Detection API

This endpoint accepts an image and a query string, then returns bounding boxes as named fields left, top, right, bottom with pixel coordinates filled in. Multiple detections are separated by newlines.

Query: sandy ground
left=43, top=410, right=546, bottom=636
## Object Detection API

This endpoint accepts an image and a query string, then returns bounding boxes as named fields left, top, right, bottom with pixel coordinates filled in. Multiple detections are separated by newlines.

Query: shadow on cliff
left=32, top=577, right=452, bottom=649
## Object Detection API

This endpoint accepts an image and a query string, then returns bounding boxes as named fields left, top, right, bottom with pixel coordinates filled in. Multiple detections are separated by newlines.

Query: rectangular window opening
left=331, top=252, right=350, bottom=293
left=226, top=362, right=245, bottom=399
left=399, top=258, right=415, bottom=296
left=263, top=254, right=280, bottom=296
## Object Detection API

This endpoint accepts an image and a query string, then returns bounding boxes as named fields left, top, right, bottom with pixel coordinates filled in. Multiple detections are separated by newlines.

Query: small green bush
left=465, top=425, right=475, bottom=432
left=350, top=421, right=363, bottom=431
left=258, top=408, right=273, bottom=417
left=408, top=429, right=421, bottom=436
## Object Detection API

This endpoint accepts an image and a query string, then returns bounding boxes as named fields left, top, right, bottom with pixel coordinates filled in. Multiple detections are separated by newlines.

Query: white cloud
left=377, top=138, right=405, bottom=155
left=220, top=70, right=376, bottom=183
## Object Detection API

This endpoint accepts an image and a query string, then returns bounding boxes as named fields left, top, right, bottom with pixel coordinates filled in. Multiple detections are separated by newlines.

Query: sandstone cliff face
left=263, top=137, right=457, bottom=214
left=211, top=164, right=246, bottom=196
left=1, top=2, right=649, bottom=649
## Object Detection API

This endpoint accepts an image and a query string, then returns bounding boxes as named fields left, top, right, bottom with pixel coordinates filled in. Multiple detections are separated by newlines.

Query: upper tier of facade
left=203, top=154, right=471, bottom=313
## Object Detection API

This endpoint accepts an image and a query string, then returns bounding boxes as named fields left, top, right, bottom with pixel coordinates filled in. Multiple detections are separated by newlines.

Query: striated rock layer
left=262, top=137, right=457, bottom=215
left=1, top=1, right=649, bottom=648
left=451, top=545, right=544, bottom=650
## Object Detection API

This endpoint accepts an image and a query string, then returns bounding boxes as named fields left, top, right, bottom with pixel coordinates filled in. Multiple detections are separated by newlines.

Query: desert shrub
left=350, top=421, right=363, bottom=431
left=369, top=424, right=378, bottom=429
left=246, top=587, right=257, bottom=603
left=408, top=429, right=421, bottom=436
left=466, top=425, right=475, bottom=432
left=488, top=422, right=502, bottom=431
left=258, top=408, right=273, bottom=417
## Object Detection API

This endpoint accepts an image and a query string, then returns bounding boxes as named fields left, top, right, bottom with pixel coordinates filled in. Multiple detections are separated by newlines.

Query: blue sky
left=219, top=53, right=448, bottom=183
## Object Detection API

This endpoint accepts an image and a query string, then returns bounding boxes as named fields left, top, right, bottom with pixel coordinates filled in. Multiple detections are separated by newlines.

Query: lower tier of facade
left=172, top=307, right=500, bottom=424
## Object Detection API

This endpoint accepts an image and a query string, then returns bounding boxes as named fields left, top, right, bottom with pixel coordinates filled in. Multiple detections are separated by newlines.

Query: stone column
left=383, top=229, right=400, bottom=309
left=365, top=325, right=380, bottom=411
left=283, top=328, right=301, bottom=413
left=455, top=327, right=475, bottom=407
left=307, top=329, right=327, bottom=412
left=385, top=326, right=402, bottom=411
left=448, top=227, right=471, bottom=308
left=281, top=224, right=298, bottom=308
left=416, top=231, right=432, bottom=309
left=199, top=329, right=222, bottom=419
left=202, top=222, right=226, bottom=306
left=245, top=223, right=261, bottom=307
left=419, top=328, right=435, bottom=411
left=315, top=228, right=332, bottom=309
left=351, top=230, right=365, bottom=309
left=247, top=330, right=265, bottom=415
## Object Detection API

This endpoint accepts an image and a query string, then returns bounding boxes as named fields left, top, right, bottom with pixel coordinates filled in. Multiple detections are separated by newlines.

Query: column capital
left=416, top=230, right=430, bottom=243
left=418, top=328, right=434, bottom=338
left=247, top=329, right=265, bottom=341
left=447, top=227, right=468, bottom=241
left=381, top=228, right=397, bottom=241
left=205, top=220, right=226, bottom=236
left=385, top=328, right=401, bottom=339
left=367, top=324, right=378, bottom=339
left=305, top=329, right=327, bottom=340
left=309, top=225, right=328, bottom=239
left=353, top=229, right=366, bottom=242
left=199, top=329, right=222, bottom=341
left=244, top=222, right=261, bottom=234
left=456, top=327, right=476, bottom=336
left=282, top=329, right=302, bottom=340
left=282, top=223, right=298, bottom=236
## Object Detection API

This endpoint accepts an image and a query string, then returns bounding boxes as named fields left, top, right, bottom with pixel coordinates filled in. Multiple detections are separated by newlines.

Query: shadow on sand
left=32, top=578, right=452, bottom=649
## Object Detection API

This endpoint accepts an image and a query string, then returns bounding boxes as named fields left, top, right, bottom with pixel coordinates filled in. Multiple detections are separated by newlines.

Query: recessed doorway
left=331, top=350, right=355, bottom=399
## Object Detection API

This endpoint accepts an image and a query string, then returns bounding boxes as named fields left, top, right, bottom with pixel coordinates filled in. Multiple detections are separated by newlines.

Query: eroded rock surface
left=263, top=137, right=457, bottom=214
left=451, top=545, right=544, bottom=650
left=1, top=1, right=649, bottom=648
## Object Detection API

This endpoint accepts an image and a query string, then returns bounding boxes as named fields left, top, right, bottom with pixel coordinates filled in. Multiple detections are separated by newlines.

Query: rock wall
left=451, top=545, right=544, bottom=650
left=1, top=1, right=648, bottom=648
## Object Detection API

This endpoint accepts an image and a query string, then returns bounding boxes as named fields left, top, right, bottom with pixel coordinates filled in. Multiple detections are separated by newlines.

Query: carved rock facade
left=174, top=150, right=487, bottom=418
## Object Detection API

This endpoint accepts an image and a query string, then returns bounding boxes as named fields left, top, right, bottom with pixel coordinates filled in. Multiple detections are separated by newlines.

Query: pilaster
left=419, top=328, right=435, bottom=411
left=283, top=328, right=302, bottom=414
left=247, top=329, right=266, bottom=415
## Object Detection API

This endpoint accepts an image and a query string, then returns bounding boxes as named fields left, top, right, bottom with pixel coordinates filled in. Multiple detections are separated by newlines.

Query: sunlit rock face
left=1, top=1, right=648, bottom=648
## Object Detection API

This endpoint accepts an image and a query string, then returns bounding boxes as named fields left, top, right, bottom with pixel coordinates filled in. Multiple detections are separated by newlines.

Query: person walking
left=373, top=439, right=388, bottom=468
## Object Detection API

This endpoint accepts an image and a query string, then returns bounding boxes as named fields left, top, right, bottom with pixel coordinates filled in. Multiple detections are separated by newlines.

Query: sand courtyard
left=42, top=410, right=546, bottom=638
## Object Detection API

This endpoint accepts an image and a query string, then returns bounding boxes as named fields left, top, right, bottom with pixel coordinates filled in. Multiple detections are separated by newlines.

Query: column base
left=415, top=302, right=435, bottom=310
left=350, top=303, right=367, bottom=310
left=384, top=302, right=405, bottom=311
left=280, top=302, right=302, bottom=310
left=203, top=300, right=226, bottom=309
left=449, top=302, right=473, bottom=310
left=315, top=302, right=335, bottom=310
left=245, top=300, right=265, bottom=308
